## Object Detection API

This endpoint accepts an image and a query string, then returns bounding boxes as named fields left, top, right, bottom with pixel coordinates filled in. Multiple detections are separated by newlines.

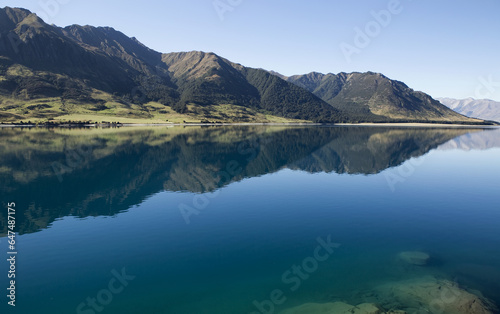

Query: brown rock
left=280, top=301, right=383, bottom=314
left=375, top=276, right=497, bottom=314
left=398, top=251, right=430, bottom=266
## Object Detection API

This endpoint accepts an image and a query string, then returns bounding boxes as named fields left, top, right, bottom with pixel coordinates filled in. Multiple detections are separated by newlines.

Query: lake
left=1, top=125, right=499, bottom=314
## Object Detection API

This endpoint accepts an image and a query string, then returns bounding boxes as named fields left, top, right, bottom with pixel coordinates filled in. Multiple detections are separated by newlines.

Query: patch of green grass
left=0, top=92, right=312, bottom=124
left=6, top=64, right=34, bottom=77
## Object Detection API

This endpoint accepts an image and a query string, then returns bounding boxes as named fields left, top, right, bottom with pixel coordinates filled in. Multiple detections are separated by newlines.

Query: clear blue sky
left=3, top=0, right=500, bottom=101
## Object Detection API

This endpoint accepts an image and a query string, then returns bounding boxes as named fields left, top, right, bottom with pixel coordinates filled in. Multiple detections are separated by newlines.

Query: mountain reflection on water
left=0, top=125, right=495, bottom=235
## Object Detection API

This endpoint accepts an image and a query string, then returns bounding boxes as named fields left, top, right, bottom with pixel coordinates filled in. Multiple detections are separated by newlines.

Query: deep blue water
left=0, top=126, right=499, bottom=313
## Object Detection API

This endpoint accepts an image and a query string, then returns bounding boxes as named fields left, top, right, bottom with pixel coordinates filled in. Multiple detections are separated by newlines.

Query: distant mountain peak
left=438, top=98, right=500, bottom=122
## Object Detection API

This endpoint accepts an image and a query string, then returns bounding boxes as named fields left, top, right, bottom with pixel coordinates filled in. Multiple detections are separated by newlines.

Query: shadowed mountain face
left=0, top=6, right=176, bottom=105
left=0, top=126, right=484, bottom=235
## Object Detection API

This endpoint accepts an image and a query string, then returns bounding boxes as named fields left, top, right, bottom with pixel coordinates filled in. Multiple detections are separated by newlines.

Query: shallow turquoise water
left=0, top=126, right=499, bottom=313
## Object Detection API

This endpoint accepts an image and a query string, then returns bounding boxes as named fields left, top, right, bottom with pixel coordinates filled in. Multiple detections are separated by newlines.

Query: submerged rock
left=375, top=276, right=497, bottom=314
left=398, top=251, right=430, bottom=266
left=279, top=301, right=383, bottom=314
left=280, top=276, right=497, bottom=314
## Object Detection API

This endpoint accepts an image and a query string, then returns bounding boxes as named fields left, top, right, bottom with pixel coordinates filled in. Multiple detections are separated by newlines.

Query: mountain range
left=438, top=98, right=500, bottom=123
left=0, top=6, right=491, bottom=125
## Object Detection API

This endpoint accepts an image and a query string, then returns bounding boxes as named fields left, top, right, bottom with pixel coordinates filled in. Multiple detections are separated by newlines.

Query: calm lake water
left=0, top=125, right=499, bottom=314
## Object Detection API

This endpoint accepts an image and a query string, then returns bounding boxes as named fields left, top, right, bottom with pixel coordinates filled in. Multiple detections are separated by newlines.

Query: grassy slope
left=0, top=94, right=310, bottom=124
left=0, top=61, right=309, bottom=124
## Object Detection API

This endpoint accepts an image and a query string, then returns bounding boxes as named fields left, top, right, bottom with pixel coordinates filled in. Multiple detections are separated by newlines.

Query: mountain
left=0, top=7, right=166, bottom=95
left=160, top=51, right=344, bottom=121
left=283, top=71, right=480, bottom=123
left=0, top=7, right=489, bottom=124
left=437, top=98, right=500, bottom=122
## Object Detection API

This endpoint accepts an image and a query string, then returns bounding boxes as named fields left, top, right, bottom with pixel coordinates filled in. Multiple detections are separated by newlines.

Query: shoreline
left=334, top=122, right=499, bottom=128
left=0, top=122, right=498, bottom=128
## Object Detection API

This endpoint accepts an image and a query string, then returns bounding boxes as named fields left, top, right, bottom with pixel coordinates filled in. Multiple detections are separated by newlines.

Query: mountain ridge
left=280, top=71, right=478, bottom=123
left=0, top=6, right=489, bottom=125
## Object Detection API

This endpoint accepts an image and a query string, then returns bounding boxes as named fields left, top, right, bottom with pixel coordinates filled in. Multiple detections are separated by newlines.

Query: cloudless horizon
left=3, top=0, right=500, bottom=101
